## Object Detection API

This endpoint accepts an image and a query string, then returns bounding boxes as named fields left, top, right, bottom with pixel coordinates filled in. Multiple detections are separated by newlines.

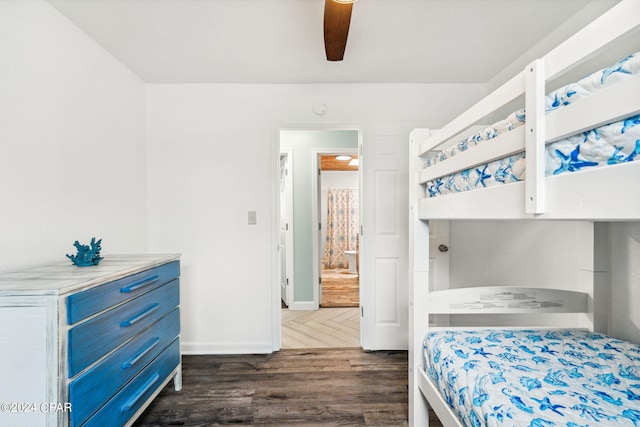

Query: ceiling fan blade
left=324, top=0, right=353, bottom=61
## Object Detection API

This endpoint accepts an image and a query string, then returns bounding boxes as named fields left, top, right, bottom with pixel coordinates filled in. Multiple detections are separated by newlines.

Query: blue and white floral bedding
left=425, top=51, right=640, bottom=198
left=423, top=329, right=640, bottom=427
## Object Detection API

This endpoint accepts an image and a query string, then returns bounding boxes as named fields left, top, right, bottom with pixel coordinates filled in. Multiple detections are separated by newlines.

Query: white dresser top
left=0, top=254, right=180, bottom=296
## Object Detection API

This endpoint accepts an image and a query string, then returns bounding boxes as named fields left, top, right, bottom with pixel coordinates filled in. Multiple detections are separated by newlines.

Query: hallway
left=281, top=307, right=359, bottom=349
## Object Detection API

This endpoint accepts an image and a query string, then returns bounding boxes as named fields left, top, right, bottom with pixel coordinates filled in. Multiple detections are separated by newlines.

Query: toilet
left=344, top=250, right=357, bottom=274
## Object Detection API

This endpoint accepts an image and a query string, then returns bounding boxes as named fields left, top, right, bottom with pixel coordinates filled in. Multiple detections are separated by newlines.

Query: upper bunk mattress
left=423, top=329, right=640, bottom=427
left=425, top=51, right=640, bottom=198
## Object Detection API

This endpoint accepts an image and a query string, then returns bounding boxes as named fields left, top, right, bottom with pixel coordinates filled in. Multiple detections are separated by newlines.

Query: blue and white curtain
left=323, top=189, right=359, bottom=269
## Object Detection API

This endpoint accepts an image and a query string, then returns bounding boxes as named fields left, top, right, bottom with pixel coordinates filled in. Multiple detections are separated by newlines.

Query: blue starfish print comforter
left=423, top=329, right=640, bottom=426
left=425, top=51, right=640, bottom=198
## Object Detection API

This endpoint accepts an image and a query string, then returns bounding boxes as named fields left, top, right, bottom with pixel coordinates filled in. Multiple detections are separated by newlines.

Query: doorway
left=278, top=129, right=361, bottom=349
left=318, top=153, right=360, bottom=308
left=274, top=123, right=412, bottom=352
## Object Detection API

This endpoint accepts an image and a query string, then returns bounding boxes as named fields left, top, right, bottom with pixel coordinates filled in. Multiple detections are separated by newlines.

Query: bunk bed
left=408, top=1, right=640, bottom=426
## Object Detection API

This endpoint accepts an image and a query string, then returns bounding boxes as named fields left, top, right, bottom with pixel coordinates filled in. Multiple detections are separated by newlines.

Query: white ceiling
left=47, top=0, right=620, bottom=84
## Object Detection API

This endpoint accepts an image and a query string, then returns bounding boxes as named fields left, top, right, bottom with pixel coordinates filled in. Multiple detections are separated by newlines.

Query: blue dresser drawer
left=68, top=309, right=180, bottom=427
left=66, top=260, right=180, bottom=324
left=68, top=280, right=180, bottom=377
left=81, top=338, right=180, bottom=427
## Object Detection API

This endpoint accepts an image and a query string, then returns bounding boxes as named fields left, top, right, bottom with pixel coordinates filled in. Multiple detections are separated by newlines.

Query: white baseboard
left=289, top=301, right=316, bottom=310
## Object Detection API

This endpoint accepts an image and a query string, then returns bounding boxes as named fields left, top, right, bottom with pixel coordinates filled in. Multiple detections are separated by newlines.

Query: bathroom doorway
left=318, top=153, right=360, bottom=308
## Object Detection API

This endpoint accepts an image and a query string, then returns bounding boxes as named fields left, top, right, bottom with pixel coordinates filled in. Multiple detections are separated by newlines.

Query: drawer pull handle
left=122, top=337, right=161, bottom=369
left=120, top=372, right=160, bottom=412
left=121, top=275, right=160, bottom=293
left=121, top=303, right=160, bottom=327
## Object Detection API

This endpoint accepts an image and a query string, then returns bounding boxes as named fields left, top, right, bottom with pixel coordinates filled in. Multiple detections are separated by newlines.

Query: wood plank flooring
left=132, top=349, right=412, bottom=426
left=281, top=307, right=360, bottom=349
left=133, top=311, right=446, bottom=426
left=321, top=268, right=359, bottom=307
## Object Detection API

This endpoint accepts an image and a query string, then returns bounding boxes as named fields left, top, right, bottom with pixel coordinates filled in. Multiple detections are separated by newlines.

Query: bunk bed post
left=409, top=129, right=432, bottom=426
left=525, top=59, right=546, bottom=215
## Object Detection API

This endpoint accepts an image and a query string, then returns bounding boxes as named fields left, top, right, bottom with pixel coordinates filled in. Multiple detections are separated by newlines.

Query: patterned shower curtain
left=323, top=189, right=359, bottom=269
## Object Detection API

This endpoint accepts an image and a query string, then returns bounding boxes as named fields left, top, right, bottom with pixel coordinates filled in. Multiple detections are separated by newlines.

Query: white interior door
left=360, top=125, right=411, bottom=350
left=317, top=155, right=323, bottom=306
left=279, top=151, right=293, bottom=307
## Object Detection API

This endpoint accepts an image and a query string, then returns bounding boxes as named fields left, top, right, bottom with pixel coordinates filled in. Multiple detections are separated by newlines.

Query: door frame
left=272, top=123, right=363, bottom=351
left=279, top=149, right=294, bottom=307
left=311, top=147, right=359, bottom=310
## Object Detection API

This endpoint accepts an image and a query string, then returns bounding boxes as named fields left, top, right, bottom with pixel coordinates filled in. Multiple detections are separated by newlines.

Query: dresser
left=0, top=254, right=181, bottom=427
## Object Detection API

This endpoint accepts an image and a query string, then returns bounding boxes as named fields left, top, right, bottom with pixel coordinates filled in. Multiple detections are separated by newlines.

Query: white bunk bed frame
left=408, top=1, right=640, bottom=426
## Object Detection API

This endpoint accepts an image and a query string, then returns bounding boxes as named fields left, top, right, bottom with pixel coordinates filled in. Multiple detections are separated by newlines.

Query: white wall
left=448, top=220, right=596, bottom=328
left=146, top=83, right=486, bottom=353
left=607, top=223, right=640, bottom=343
left=486, top=0, right=622, bottom=93
left=450, top=221, right=594, bottom=289
left=0, top=0, right=148, bottom=273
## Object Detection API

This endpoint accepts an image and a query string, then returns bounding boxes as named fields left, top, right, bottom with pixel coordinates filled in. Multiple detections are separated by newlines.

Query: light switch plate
left=248, top=211, right=257, bottom=225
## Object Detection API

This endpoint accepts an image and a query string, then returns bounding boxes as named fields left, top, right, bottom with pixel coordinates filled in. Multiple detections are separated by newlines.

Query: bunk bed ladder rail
left=524, top=59, right=546, bottom=214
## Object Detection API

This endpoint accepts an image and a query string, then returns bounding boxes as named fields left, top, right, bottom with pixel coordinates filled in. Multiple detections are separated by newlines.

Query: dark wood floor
left=133, top=349, right=412, bottom=426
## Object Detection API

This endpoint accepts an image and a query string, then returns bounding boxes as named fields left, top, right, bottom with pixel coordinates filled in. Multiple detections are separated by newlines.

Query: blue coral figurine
left=67, top=237, right=103, bottom=267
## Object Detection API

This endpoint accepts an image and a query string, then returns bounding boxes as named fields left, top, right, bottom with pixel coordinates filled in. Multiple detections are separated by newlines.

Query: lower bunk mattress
left=423, top=329, right=640, bottom=426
